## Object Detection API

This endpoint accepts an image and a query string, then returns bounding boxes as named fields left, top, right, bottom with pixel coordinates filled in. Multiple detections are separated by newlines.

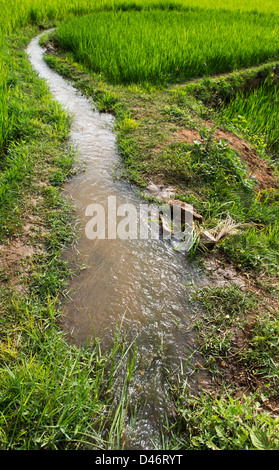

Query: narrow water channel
left=27, top=34, right=208, bottom=449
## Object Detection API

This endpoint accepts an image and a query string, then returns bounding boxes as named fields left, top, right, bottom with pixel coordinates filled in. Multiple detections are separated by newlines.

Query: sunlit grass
left=0, top=0, right=278, bottom=35
left=55, top=9, right=279, bottom=85
left=0, top=291, right=138, bottom=450
left=221, top=77, right=279, bottom=157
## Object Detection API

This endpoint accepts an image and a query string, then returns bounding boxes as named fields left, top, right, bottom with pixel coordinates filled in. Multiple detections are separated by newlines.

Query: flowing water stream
left=27, top=34, right=209, bottom=449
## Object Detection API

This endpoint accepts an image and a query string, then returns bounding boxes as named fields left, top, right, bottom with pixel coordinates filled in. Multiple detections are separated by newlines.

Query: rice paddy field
left=1, top=0, right=279, bottom=451
left=55, top=9, right=279, bottom=85
left=0, top=0, right=279, bottom=34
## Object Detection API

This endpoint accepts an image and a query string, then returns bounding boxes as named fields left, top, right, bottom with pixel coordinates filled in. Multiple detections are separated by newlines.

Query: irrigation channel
left=27, top=33, right=210, bottom=449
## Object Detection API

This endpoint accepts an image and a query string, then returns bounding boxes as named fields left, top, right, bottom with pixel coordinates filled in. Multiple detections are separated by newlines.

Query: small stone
left=45, top=43, right=55, bottom=54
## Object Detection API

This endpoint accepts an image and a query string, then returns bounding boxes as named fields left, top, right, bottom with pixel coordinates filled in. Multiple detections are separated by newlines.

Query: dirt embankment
left=174, top=125, right=277, bottom=193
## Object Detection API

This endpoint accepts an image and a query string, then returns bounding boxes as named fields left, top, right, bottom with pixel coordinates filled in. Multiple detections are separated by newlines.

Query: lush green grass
left=193, top=285, right=254, bottom=358
left=0, top=32, right=9, bottom=158
left=221, top=77, right=279, bottom=158
left=0, top=288, right=139, bottom=449
left=0, top=30, right=72, bottom=237
left=55, top=9, right=279, bottom=85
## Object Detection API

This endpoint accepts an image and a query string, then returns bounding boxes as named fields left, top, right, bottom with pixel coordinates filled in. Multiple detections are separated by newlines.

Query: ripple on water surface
left=27, top=34, right=208, bottom=449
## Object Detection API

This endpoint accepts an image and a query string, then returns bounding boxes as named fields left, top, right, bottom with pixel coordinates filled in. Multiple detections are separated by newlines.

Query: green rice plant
left=0, top=0, right=278, bottom=36
left=55, top=9, right=279, bottom=85
left=221, top=77, right=279, bottom=158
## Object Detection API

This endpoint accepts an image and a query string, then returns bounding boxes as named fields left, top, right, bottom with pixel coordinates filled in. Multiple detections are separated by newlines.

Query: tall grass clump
left=0, top=292, right=138, bottom=450
left=221, top=77, right=279, bottom=159
left=55, top=9, right=279, bottom=85
left=0, top=41, right=7, bottom=157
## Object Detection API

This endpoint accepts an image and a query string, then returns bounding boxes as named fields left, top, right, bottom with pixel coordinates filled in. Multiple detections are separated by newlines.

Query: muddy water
left=27, top=34, right=207, bottom=449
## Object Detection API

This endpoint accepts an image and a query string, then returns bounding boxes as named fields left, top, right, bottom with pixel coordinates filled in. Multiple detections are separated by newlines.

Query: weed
left=165, top=388, right=279, bottom=450
left=192, top=284, right=254, bottom=358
